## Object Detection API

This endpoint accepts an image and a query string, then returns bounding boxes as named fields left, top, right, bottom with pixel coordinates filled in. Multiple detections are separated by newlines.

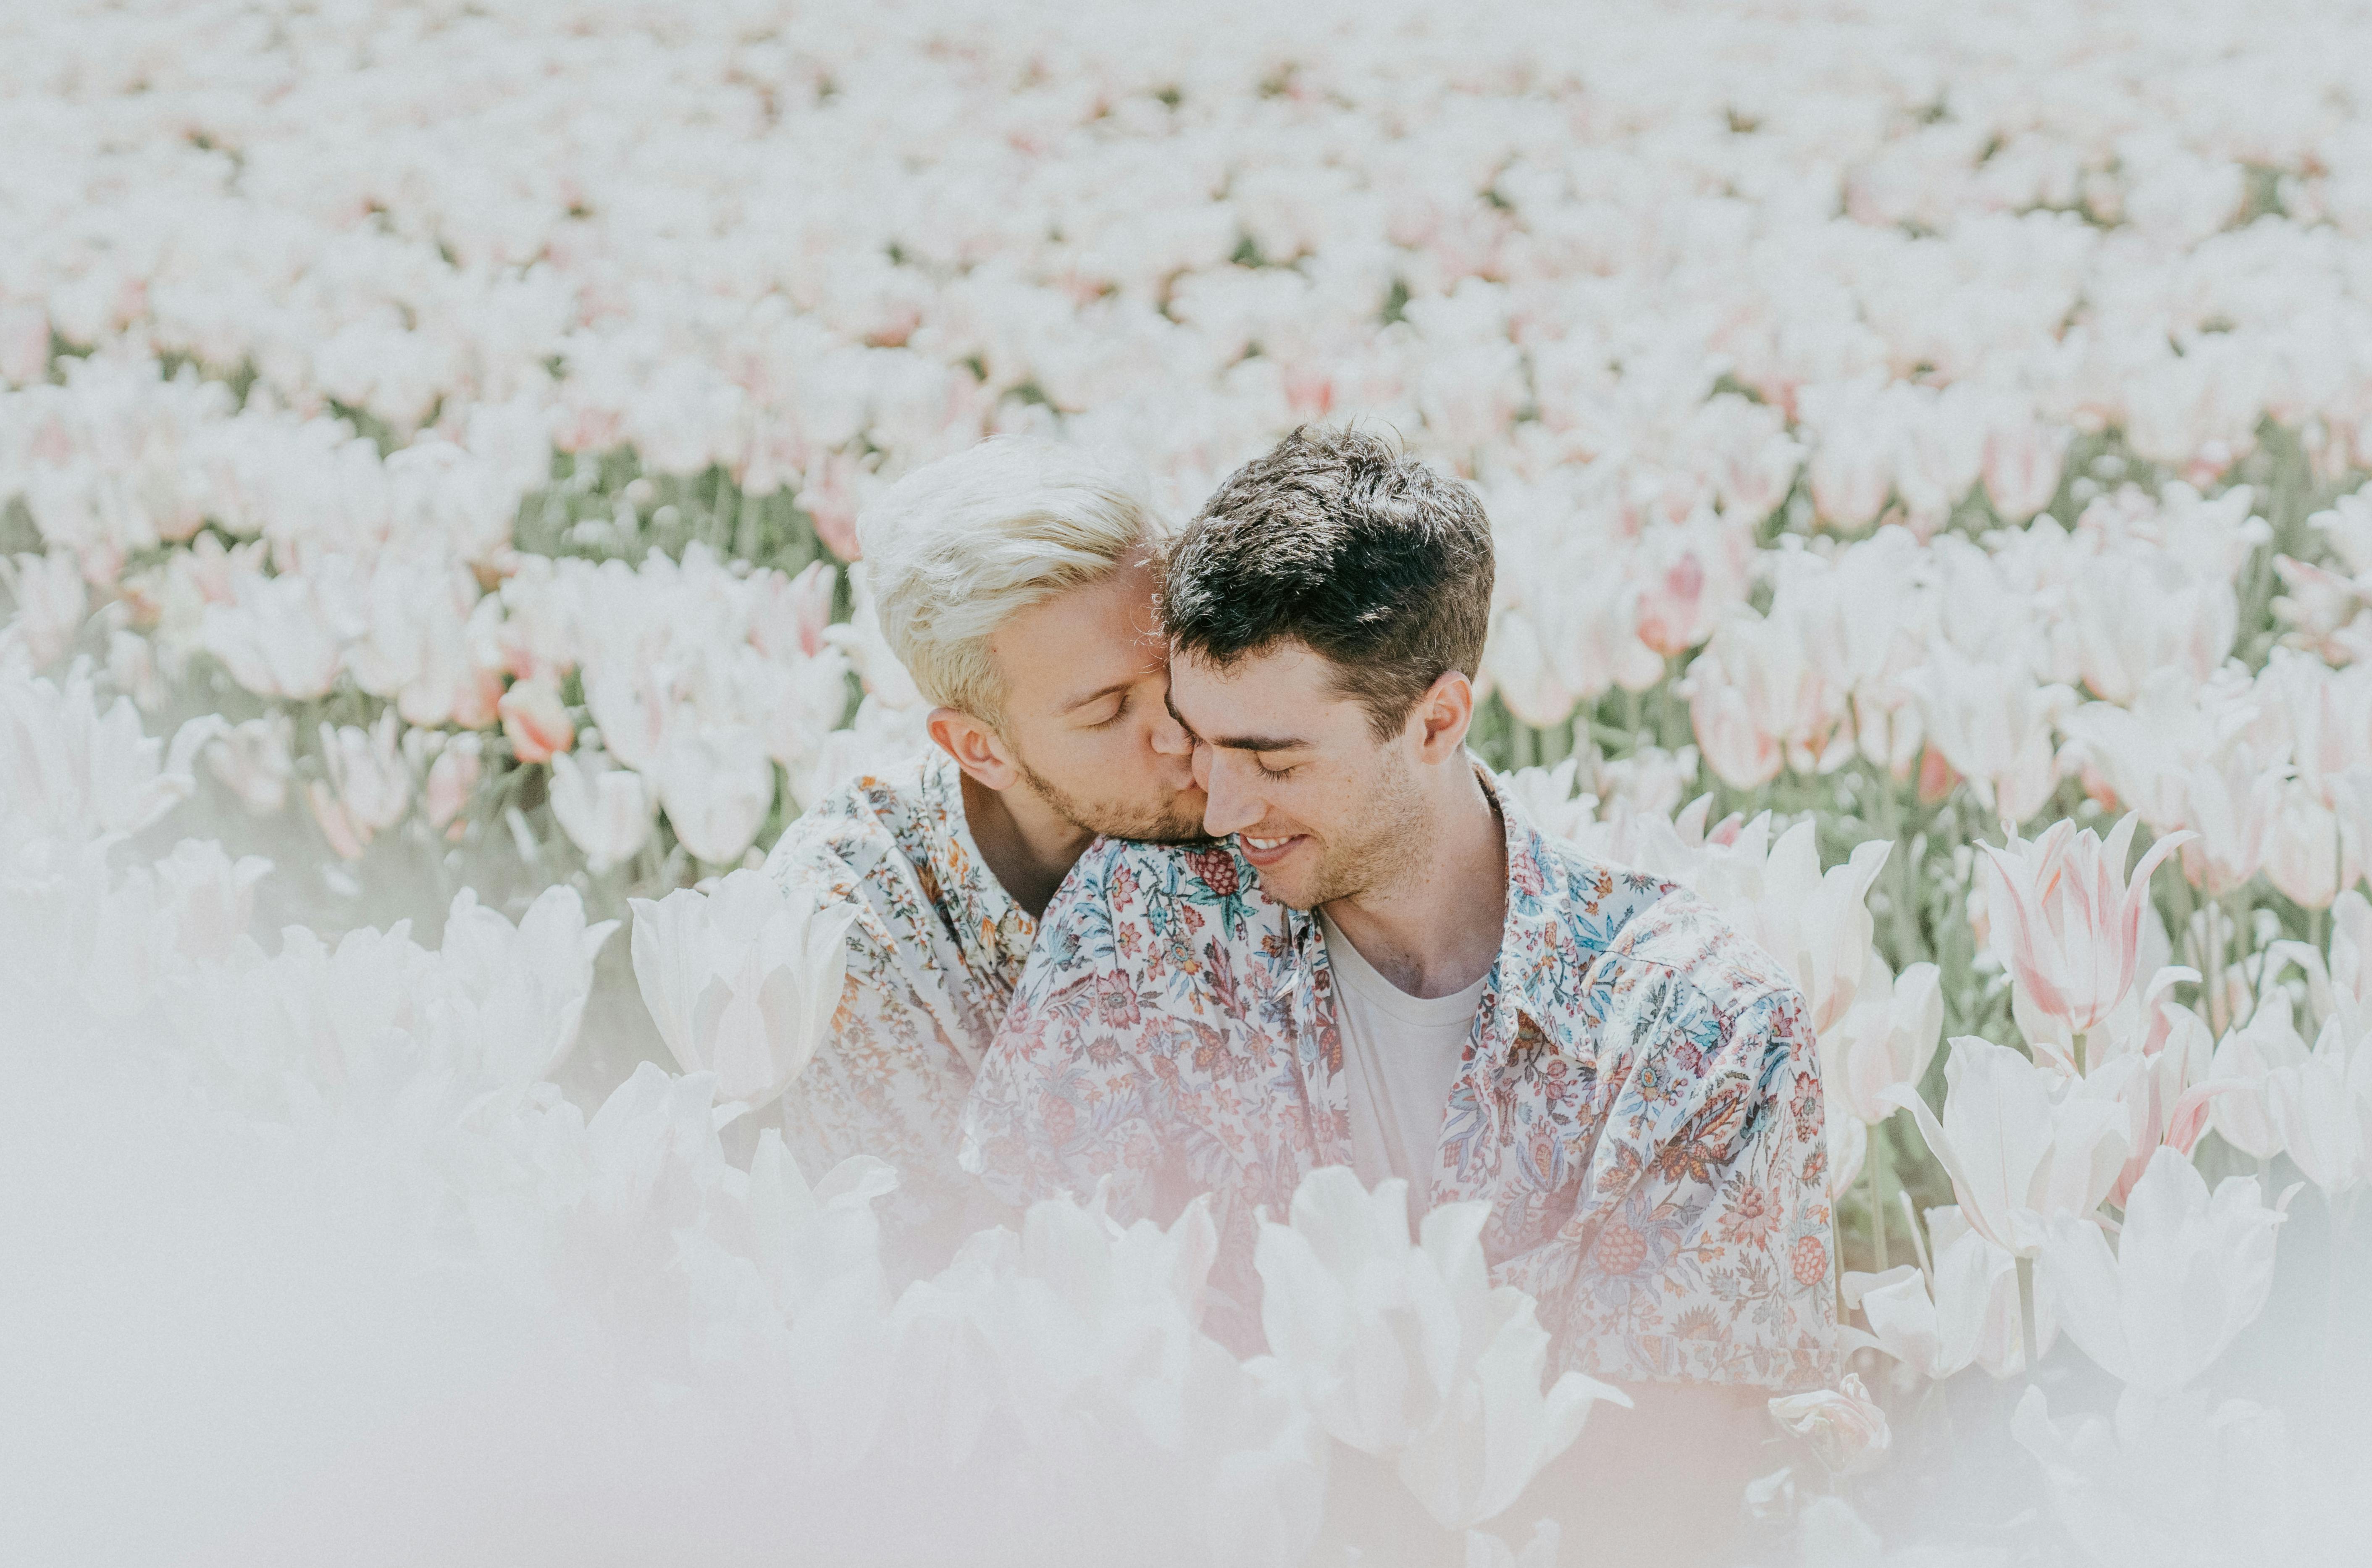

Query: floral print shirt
left=962, top=773, right=1837, bottom=1391
left=764, top=749, right=1031, bottom=1262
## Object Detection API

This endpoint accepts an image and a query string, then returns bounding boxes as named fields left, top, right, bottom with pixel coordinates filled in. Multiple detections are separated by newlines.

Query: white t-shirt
left=1318, top=909, right=1489, bottom=1196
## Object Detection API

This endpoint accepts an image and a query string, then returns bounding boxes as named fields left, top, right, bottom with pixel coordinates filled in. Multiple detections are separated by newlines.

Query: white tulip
left=2012, top=1384, right=2301, bottom=1568
left=1882, top=1036, right=2136, bottom=1256
left=0, top=549, right=88, bottom=669
left=1849, top=1199, right=2051, bottom=1382
left=2041, top=1150, right=2283, bottom=1397
left=656, top=724, right=776, bottom=866
left=432, top=886, right=617, bottom=1089
left=1766, top=1373, right=1889, bottom=1477
left=200, top=569, right=341, bottom=701
left=1827, top=955, right=1944, bottom=1124
left=629, top=869, right=856, bottom=1112
left=0, top=667, right=209, bottom=843
left=550, top=749, right=657, bottom=872
left=2208, top=990, right=2309, bottom=1161
left=1689, top=816, right=1889, bottom=1039
left=1253, top=1166, right=1625, bottom=1531
left=2264, top=1009, right=2371, bottom=1198
left=1826, top=1100, right=1867, bottom=1198
left=205, top=713, right=295, bottom=814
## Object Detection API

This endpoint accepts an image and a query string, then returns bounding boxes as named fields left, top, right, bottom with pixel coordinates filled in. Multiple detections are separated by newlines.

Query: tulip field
left=8, top=1, right=2372, bottom=1563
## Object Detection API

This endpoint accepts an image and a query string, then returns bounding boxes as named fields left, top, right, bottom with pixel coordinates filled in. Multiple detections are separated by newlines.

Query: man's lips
left=1236, top=832, right=1307, bottom=868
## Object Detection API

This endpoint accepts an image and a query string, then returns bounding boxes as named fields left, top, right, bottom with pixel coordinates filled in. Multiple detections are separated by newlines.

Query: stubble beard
left=1018, top=757, right=1211, bottom=846
left=1291, top=744, right=1428, bottom=911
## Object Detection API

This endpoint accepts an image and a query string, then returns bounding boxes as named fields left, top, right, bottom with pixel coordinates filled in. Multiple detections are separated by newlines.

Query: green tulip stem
left=2017, top=1253, right=2041, bottom=1382
left=1864, top=1122, right=1891, bottom=1275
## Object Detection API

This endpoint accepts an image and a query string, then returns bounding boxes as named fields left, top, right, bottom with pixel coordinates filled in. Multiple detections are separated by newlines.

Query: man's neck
left=959, top=769, right=1092, bottom=921
left=1321, top=766, right=1508, bottom=999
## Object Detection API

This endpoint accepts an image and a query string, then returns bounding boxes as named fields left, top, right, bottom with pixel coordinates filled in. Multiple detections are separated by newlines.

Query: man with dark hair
left=963, top=425, right=1835, bottom=1559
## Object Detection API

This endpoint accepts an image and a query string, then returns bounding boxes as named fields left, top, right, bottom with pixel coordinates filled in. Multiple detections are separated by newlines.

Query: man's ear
left=927, top=707, right=1022, bottom=791
left=1411, top=671, right=1475, bottom=763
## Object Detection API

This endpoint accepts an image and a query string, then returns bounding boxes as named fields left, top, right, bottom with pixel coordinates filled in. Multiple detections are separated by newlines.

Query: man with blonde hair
left=765, top=436, right=1204, bottom=1261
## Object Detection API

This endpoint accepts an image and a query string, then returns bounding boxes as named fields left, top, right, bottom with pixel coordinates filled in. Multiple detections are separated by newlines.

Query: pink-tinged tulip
left=305, top=779, right=369, bottom=860
left=1631, top=532, right=1718, bottom=659
left=749, top=559, right=838, bottom=661
left=800, top=449, right=869, bottom=561
left=2101, top=972, right=2222, bottom=1208
left=1682, top=608, right=1846, bottom=788
left=1982, top=417, right=2070, bottom=525
left=1980, top=813, right=2194, bottom=1042
left=0, top=303, right=46, bottom=385
left=424, top=733, right=482, bottom=835
left=1806, top=407, right=1896, bottom=532
left=1685, top=676, right=1783, bottom=790
left=1882, top=1037, right=2137, bottom=1256
left=2272, top=554, right=2372, bottom=669
left=499, top=676, right=575, bottom=764
left=1767, top=1374, right=1889, bottom=1476
left=1482, top=608, right=1581, bottom=731
left=312, top=711, right=411, bottom=856
left=2042, top=1150, right=2283, bottom=1396
left=2066, top=549, right=2236, bottom=707
left=1900, top=649, right=2069, bottom=825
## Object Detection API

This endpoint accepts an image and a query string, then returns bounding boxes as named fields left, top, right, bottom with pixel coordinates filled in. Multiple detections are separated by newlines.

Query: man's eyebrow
left=1163, top=685, right=1201, bottom=740
left=1163, top=684, right=1303, bottom=752
left=1059, top=678, right=1134, bottom=713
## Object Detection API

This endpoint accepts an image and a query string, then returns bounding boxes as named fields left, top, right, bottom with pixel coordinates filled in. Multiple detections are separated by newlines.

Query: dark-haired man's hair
left=1160, top=425, right=1494, bottom=738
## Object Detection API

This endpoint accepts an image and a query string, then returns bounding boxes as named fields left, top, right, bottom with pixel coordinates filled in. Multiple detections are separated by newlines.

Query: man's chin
left=1078, top=804, right=1213, bottom=846
left=1112, top=815, right=1215, bottom=846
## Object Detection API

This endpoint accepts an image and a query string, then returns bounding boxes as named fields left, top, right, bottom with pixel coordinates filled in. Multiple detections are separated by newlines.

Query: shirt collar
left=1281, top=756, right=1566, bottom=1064
left=1473, top=760, right=1566, bottom=1063
left=927, top=749, right=1038, bottom=966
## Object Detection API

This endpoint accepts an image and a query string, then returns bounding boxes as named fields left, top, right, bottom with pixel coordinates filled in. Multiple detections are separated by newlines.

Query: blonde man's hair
left=856, top=437, right=1159, bottom=728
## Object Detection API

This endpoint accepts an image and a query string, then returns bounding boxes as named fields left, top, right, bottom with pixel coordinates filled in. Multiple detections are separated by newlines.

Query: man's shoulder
left=1523, top=833, right=1799, bottom=1011
left=1058, top=835, right=1277, bottom=922
left=766, top=749, right=954, bottom=879
left=1611, top=885, right=1799, bottom=1006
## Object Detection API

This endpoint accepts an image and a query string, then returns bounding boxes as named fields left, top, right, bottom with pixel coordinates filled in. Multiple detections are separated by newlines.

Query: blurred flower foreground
left=6, top=1, right=2372, bottom=1564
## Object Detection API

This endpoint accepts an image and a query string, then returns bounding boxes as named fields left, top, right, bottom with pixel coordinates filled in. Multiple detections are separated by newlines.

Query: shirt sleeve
left=1498, top=939, right=1839, bottom=1393
left=767, top=825, right=995, bottom=1252
left=959, top=840, right=1172, bottom=1221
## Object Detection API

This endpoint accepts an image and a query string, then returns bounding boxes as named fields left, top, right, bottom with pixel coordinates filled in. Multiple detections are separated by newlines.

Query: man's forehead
left=1167, top=641, right=1351, bottom=743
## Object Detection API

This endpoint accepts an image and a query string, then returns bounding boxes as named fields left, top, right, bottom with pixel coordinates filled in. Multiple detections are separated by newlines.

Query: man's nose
left=1147, top=699, right=1193, bottom=759
left=1200, top=753, right=1262, bottom=838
